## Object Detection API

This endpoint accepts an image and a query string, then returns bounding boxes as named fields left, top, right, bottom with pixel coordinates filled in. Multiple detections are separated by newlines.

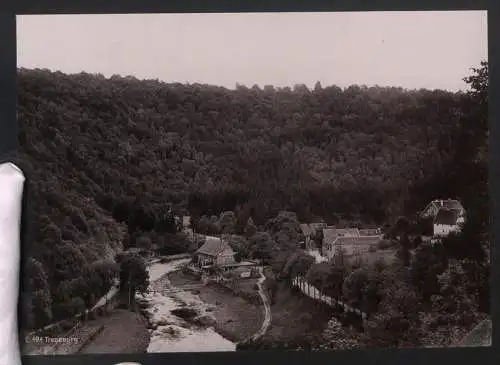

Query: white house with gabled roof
left=420, top=199, right=466, bottom=237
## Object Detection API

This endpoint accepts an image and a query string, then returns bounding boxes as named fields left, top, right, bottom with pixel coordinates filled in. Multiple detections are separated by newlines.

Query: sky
left=17, top=11, right=487, bottom=92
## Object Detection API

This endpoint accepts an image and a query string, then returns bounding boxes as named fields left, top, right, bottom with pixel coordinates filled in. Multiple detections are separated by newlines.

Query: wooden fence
left=291, top=276, right=368, bottom=320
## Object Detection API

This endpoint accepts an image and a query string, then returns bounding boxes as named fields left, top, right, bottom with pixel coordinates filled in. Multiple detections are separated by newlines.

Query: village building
left=194, top=236, right=236, bottom=269
left=321, top=227, right=382, bottom=259
left=420, top=199, right=466, bottom=237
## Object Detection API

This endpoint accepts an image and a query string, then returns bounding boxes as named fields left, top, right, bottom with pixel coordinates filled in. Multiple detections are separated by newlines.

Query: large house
left=321, top=227, right=382, bottom=259
left=194, top=236, right=236, bottom=268
left=420, top=199, right=466, bottom=237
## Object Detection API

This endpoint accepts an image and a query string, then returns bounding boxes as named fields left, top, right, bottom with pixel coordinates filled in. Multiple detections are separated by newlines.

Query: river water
left=139, top=258, right=236, bottom=353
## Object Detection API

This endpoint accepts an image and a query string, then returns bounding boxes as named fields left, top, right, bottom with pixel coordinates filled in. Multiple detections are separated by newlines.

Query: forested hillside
left=17, top=63, right=488, bottom=331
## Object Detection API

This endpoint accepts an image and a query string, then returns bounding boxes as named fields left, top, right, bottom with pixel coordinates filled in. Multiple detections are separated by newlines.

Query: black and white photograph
left=16, top=11, right=490, bottom=355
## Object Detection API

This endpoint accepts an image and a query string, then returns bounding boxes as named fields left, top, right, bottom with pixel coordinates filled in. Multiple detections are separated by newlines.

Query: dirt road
left=251, top=268, right=271, bottom=341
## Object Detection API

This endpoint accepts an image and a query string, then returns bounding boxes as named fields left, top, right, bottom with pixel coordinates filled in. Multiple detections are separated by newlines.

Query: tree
left=197, top=215, right=211, bottom=234
left=343, top=268, right=369, bottom=308
left=24, top=258, right=53, bottom=328
left=443, top=61, right=488, bottom=263
left=312, top=228, right=324, bottom=250
left=234, top=252, right=243, bottom=262
left=136, top=235, right=152, bottom=250
left=363, top=282, right=421, bottom=348
left=410, top=244, right=447, bottom=303
left=248, top=232, right=277, bottom=263
left=163, top=207, right=178, bottom=234
left=396, top=234, right=412, bottom=267
left=265, top=211, right=303, bottom=251
left=431, top=261, right=480, bottom=327
left=210, top=215, right=222, bottom=235
left=416, top=216, right=434, bottom=236
left=464, top=61, right=487, bottom=102
left=88, top=260, right=118, bottom=295
left=394, top=216, right=410, bottom=237
left=119, top=254, right=150, bottom=307
left=304, top=257, right=349, bottom=298
left=50, top=242, right=88, bottom=283
left=244, top=217, right=258, bottom=238
left=288, top=253, right=315, bottom=278
left=219, top=211, right=237, bottom=234
left=52, top=297, right=86, bottom=319
left=361, top=268, right=386, bottom=314
left=305, top=262, right=331, bottom=291
left=412, top=235, right=423, bottom=249
left=225, top=234, right=250, bottom=258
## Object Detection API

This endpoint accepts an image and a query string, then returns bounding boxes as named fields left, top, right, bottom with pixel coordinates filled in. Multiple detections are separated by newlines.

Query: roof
left=358, top=228, right=381, bottom=236
left=301, top=223, right=327, bottom=237
left=434, top=209, right=460, bottom=226
left=423, top=199, right=465, bottom=216
left=322, top=228, right=339, bottom=246
left=196, top=236, right=234, bottom=257
left=310, top=222, right=327, bottom=231
left=334, top=237, right=358, bottom=245
left=335, top=228, right=360, bottom=237
left=326, top=235, right=382, bottom=248
left=441, top=199, right=464, bottom=211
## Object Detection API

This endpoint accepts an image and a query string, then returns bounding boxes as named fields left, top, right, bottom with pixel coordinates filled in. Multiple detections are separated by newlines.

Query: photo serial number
left=25, top=336, right=79, bottom=345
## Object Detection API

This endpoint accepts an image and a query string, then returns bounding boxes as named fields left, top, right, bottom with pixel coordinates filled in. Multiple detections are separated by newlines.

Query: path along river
left=139, top=258, right=236, bottom=353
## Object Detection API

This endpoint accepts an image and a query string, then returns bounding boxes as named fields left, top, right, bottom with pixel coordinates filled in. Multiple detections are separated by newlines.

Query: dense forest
left=17, top=61, right=489, bottom=342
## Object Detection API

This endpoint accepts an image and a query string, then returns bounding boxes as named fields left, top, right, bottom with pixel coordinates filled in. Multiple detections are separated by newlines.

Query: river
left=139, top=258, right=236, bottom=353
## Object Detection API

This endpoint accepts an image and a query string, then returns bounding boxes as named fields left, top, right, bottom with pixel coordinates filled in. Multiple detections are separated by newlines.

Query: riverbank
left=168, top=270, right=263, bottom=343
left=78, top=309, right=150, bottom=354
